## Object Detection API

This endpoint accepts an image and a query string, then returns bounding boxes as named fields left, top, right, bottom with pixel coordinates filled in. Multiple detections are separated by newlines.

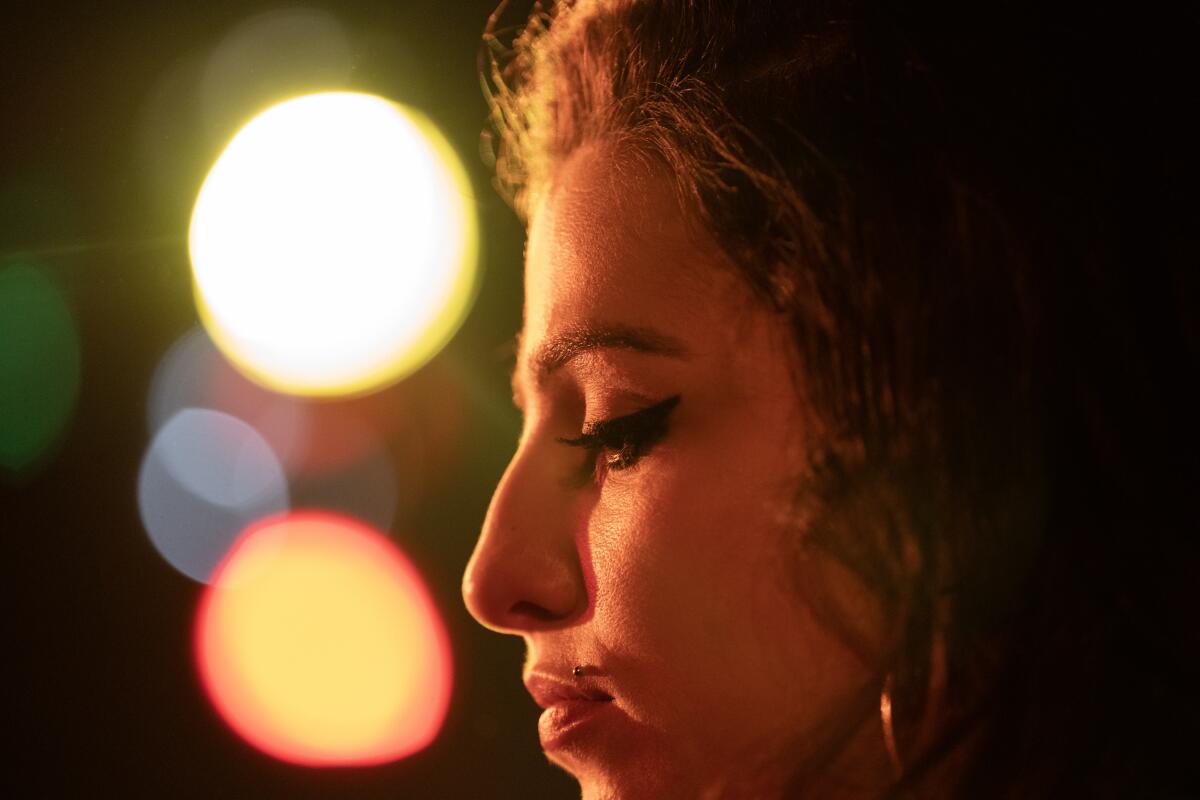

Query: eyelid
left=556, top=394, right=681, bottom=475
left=561, top=395, right=678, bottom=441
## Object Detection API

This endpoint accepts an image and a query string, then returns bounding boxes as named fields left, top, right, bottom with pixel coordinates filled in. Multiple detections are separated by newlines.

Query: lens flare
left=189, top=91, right=478, bottom=396
left=195, top=512, right=453, bottom=766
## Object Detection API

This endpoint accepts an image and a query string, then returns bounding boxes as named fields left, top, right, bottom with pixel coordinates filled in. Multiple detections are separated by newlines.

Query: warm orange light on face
left=195, top=511, right=452, bottom=766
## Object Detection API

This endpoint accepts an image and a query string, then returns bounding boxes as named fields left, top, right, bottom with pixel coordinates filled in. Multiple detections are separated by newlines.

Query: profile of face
left=463, top=144, right=885, bottom=798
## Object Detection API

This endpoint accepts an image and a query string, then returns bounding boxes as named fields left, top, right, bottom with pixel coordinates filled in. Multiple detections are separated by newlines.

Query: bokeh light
left=147, top=326, right=310, bottom=467
left=138, top=408, right=289, bottom=582
left=0, top=261, right=80, bottom=479
left=290, top=432, right=399, bottom=534
left=189, top=91, right=478, bottom=396
left=199, top=8, right=354, bottom=143
left=195, top=512, right=453, bottom=766
left=147, top=326, right=401, bottom=530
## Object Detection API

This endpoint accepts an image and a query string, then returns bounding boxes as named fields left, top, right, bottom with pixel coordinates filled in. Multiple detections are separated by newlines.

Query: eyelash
left=557, top=395, right=681, bottom=479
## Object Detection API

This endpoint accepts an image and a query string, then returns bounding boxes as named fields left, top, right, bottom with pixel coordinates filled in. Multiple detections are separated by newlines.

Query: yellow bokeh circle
left=189, top=92, right=478, bottom=396
left=195, top=511, right=453, bottom=765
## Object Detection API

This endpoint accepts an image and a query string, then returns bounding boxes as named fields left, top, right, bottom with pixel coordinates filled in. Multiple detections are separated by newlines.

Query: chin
left=567, top=744, right=791, bottom=800
left=563, top=753, right=710, bottom=800
left=575, top=772, right=680, bottom=800
left=542, top=709, right=738, bottom=799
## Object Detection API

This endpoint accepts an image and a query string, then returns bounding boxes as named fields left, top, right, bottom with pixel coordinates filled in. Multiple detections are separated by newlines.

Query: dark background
left=3, top=1, right=576, bottom=796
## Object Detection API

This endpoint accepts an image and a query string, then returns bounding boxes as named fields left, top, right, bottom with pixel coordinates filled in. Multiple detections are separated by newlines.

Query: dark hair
left=483, top=1, right=1200, bottom=795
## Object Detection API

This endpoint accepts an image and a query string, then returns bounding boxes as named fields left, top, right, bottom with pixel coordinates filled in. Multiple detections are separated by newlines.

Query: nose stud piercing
left=572, top=665, right=584, bottom=678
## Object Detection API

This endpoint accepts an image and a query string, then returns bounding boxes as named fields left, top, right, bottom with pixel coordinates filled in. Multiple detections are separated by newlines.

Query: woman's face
left=463, top=145, right=883, bottom=798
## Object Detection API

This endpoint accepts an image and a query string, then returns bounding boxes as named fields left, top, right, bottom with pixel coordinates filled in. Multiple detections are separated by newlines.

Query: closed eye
left=557, top=395, right=681, bottom=476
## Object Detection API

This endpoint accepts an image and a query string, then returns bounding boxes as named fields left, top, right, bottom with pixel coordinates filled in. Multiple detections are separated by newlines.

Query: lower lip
left=537, top=699, right=615, bottom=751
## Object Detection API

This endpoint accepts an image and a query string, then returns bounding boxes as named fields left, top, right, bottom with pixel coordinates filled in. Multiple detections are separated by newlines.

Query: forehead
left=521, top=144, right=746, bottom=368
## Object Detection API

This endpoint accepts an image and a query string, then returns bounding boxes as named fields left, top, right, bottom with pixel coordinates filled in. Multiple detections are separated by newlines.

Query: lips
left=524, top=672, right=614, bottom=708
left=524, top=671, right=615, bottom=751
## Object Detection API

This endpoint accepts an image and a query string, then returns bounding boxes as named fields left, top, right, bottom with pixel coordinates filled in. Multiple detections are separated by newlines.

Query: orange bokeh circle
left=195, top=511, right=452, bottom=766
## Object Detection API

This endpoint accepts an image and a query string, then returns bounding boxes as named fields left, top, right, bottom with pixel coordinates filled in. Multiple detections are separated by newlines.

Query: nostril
left=510, top=600, right=567, bottom=623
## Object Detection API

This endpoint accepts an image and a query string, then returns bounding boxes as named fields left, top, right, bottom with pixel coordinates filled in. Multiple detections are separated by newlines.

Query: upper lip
left=524, top=670, right=614, bottom=709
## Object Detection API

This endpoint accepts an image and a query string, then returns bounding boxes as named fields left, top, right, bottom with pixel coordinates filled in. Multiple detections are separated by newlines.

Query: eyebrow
left=513, top=322, right=689, bottom=401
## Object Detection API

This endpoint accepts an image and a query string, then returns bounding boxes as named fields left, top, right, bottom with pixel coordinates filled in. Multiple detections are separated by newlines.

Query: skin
left=463, top=143, right=890, bottom=799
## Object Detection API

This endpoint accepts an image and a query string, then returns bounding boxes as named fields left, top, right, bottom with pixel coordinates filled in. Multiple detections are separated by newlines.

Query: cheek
left=581, top=448, right=879, bottom=743
left=585, top=453, right=801, bottom=679
left=588, top=461, right=745, bottom=594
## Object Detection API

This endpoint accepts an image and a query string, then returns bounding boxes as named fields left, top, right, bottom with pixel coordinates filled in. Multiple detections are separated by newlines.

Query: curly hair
left=481, top=1, right=1200, bottom=795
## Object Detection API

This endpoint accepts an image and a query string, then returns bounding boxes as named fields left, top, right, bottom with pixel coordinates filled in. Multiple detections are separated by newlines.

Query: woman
left=462, top=1, right=1198, bottom=797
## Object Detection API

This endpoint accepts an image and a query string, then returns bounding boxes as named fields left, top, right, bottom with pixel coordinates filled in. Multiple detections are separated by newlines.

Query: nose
left=462, top=440, right=587, bottom=634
